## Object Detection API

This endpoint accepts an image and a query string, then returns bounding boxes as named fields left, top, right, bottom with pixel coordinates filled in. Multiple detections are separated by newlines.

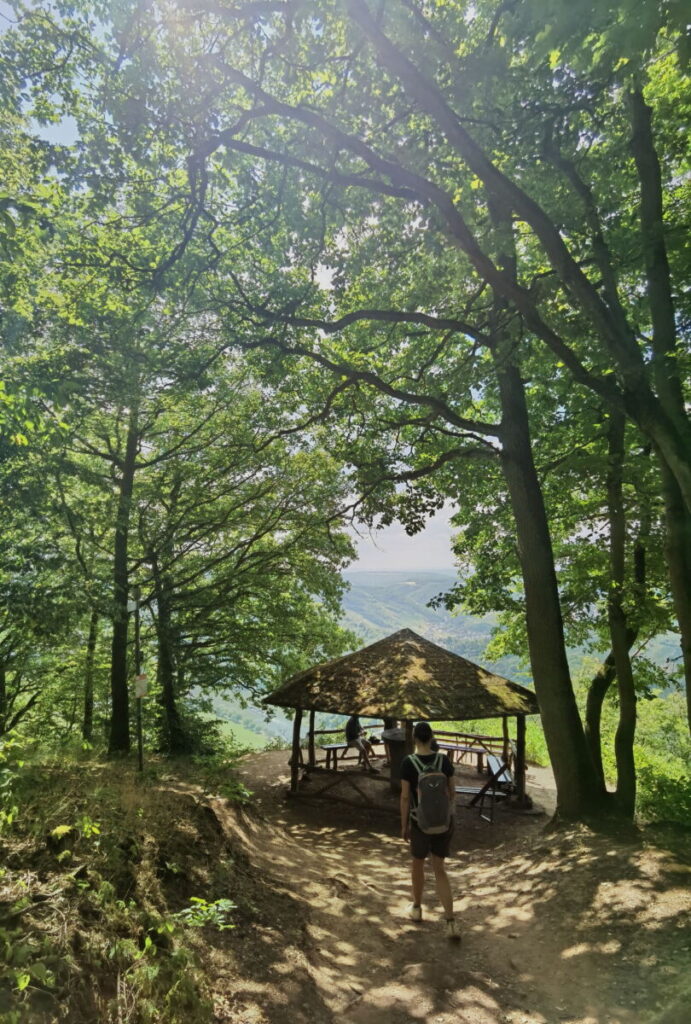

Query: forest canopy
left=0, top=0, right=689, bottom=822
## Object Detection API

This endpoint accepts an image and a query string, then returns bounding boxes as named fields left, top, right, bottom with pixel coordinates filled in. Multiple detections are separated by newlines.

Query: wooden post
left=290, top=707, right=303, bottom=793
left=308, top=710, right=316, bottom=767
left=404, top=719, right=414, bottom=754
left=516, top=715, right=527, bottom=804
left=502, top=715, right=510, bottom=765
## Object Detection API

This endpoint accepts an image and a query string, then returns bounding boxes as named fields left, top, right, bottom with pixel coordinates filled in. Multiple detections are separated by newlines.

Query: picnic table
left=318, top=737, right=488, bottom=772
left=436, top=741, right=486, bottom=772
left=455, top=752, right=515, bottom=823
left=319, top=736, right=383, bottom=770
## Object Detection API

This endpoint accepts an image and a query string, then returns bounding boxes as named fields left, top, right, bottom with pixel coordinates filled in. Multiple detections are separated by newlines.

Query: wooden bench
left=456, top=754, right=514, bottom=823
left=486, top=753, right=513, bottom=787
left=319, top=738, right=382, bottom=771
left=320, top=743, right=351, bottom=770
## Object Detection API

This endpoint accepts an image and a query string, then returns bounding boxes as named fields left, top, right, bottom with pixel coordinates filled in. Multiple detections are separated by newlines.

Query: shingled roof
left=264, top=628, right=539, bottom=720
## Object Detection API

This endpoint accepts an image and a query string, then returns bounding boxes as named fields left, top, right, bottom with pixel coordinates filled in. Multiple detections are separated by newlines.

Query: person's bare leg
left=430, top=855, right=453, bottom=918
left=411, top=857, right=425, bottom=907
left=357, top=740, right=373, bottom=769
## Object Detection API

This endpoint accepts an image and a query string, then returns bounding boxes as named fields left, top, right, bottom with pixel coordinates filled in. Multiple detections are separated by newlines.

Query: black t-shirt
left=400, top=751, right=454, bottom=805
left=345, top=715, right=361, bottom=742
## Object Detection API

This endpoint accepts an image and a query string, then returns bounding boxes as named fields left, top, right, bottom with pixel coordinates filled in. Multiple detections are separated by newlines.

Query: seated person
left=345, top=714, right=379, bottom=773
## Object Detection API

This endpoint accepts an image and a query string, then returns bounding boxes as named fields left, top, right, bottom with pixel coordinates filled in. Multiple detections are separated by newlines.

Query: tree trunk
left=151, top=551, right=191, bottom=755
left=629, top=87, right=691, bottom=733
left=108, top=405, right=138, bottom=753
left=585, top=655, right=617, bottom=788
left=82, top=608, right=99, bottom=743
left=606, top=411, right=637, bottom=818
left=586, top=523, right=647, bottom=785
left=0, top=660, right=6, bottom=736
left=495, top=351, right=605, bottom=818
left=660, top=466, right=691, bottom=733
left=488, top=201, right=604, bottom=819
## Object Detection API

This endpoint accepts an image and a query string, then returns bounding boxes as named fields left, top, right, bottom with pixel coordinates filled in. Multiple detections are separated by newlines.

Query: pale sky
left=348, top=505, right=457, bottom=572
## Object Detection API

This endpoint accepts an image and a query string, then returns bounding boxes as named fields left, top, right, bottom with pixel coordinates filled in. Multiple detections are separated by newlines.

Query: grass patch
left=430, top=716, right=549, bottom=766
left=0, top=742, right=272, bottom=1023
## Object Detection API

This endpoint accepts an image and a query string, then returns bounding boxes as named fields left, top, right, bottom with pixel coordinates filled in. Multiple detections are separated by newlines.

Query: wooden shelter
left=265, top=628, right=539, bottom=801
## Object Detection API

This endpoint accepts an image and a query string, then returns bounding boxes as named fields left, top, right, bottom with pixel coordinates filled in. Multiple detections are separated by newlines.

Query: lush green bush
left=0, top=732, right=36, bottom=834
left=635, top=747, right=691, bottom=826
left=593, top=688, right=691, bottom=826
left=434, top=688, right=691, bottom=827
left=431, top=716, right=549, bottom=765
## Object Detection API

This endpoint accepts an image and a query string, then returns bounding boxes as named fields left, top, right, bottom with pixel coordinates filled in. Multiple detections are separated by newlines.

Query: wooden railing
left=298, top=725, right=514, bottom=772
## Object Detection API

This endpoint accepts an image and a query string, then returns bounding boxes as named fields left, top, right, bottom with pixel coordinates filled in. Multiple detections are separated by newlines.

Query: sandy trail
left=208, top=751, right=690, bottom=1024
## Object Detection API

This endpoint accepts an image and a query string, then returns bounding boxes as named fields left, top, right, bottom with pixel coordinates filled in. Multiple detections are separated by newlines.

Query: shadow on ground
left=204, top=749, right=691, bottom=1024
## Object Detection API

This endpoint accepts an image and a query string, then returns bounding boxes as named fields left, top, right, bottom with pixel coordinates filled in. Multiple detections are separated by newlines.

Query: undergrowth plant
left=0, top=748, right=259, bottom=1023
left=174, top=897, right=237, bottom=931
left=0, top=733, right=33, bottom=834
left=189, top=741, right=254, bottom=804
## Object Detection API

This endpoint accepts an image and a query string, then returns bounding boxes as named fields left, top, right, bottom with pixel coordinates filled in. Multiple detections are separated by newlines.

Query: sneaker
left=446, top=918, right=461, bottom=942
left=409, top=904, right=422, bottom=922
left=368, top=766, right=381, bottom=774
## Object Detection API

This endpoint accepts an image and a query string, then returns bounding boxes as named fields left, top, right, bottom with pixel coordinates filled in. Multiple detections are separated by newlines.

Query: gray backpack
left=410, top=753, right=451, bottom=834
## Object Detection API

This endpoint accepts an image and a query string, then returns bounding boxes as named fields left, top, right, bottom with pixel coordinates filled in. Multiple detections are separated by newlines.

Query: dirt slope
left=205, top=751, right=691, bottom=1024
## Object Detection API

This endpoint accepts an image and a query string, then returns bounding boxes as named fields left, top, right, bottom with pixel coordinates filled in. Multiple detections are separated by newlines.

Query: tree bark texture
left=607, top=411, right=637, bottom=818
left=586, top=522, right=647, bottom=786
left=108, top=406, right=138, bottom=753
left=151, top=551, right=191, bottom=755
left=488, top=200, right=604, bottom=818
left=585, top=655, right=616, bottom=788
left=629, top=87, right=691, bottom=734
left=495, top=351, right=604, bottom=817
left=82, top=608, right=99, bottom=743
left=660, top=466, right=691, bottom=733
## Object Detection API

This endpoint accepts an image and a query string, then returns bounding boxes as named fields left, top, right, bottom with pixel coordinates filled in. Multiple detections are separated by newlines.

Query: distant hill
left=211, top=570, right=526, bottom=743
left=341, top=570, right=525, bottom=681
left=211, top=569, right=682, bottom=743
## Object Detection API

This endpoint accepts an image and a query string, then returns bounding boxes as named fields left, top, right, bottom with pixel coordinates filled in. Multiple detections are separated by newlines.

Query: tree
left=116, top=0, right=687, bottom=738
left=2, top=0, right=688, bottom=815
left=133, top=360, right=356, bottom=752
left=0, top=112, right=358, bottom=752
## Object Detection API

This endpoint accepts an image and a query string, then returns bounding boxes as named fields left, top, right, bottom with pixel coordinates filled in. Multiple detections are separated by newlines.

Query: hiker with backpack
left=399, top=721, right=461, bottom=940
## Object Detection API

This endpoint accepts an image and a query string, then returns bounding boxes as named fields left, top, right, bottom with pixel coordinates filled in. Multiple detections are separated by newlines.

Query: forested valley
left=0, top=1, right=690, bottom=1021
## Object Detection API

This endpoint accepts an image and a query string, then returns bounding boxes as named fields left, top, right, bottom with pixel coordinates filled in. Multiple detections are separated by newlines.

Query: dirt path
left=208, top=752, right=691, bottom=1024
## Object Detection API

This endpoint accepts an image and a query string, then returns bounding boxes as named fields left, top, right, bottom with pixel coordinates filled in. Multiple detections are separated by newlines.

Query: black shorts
left=409, top=820, right=454, bottom=860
